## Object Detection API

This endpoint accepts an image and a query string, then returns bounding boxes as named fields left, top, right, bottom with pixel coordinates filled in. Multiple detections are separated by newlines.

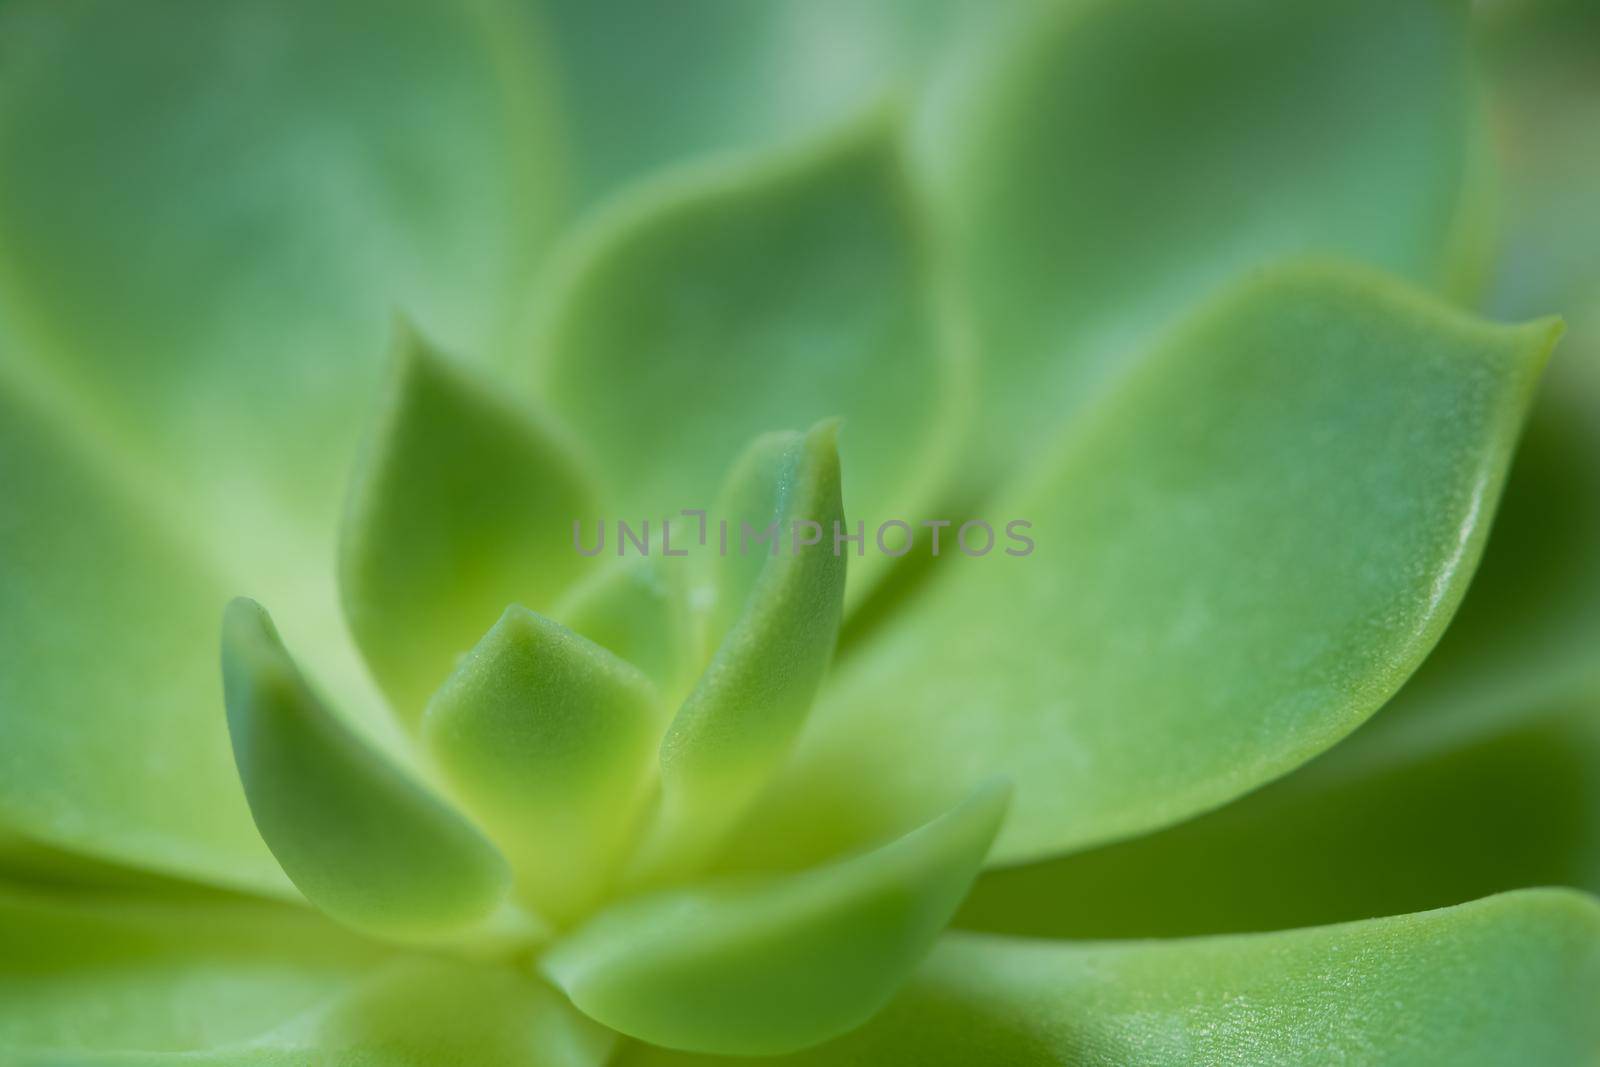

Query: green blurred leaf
left=544, top=782, right=1008, bottom=1056
left=221, top=600, right=513, bottom=942
left=0, top=883, right=381, bottom=1055
left=0, top=377, right=285, bottom=894
left=626, top=890, right=1600, bottom=1066
left=0, top=0, right=560, bottom=530
left=537, top=114, right=965, bottom=604
left=726, top=263, right=1557, bottom=871
left=925, top=0, right=1487, bottom=463
left=424, top=606, right=664, bottom=926
left=0, top=888, right=612, bottom=1067
left=533, top=0, right=974, bottom=208
left=630, top=423, right=846, bottom=882
left=339, top=326, right=600, bottom=723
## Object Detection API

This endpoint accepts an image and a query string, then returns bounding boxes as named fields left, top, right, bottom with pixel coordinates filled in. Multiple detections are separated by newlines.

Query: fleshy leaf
left=221, top=599, right=512, bottom=941
left=626, top=890, right=1600, bottom=1066
left=0, top=0, right=561, bottom=533
left=0, top=376, right=285, bottom=893
left=631, top=423, right=846, bottom=881
left=0, top=883, right=381, bottom=1055
left=0, top=887, right=613, bottom=1066
left=924, top=0, right=1486, bottom=462
left=537, top=114, right=964, bottom=603
left=535, top=0, right=972, bottom=208
left=544, top=781, right=1008, bottom=1056
left=728, top=263, right=1558, bottom=870
left=423, top=606, right=664, bottom=926
left=957, top=362, right=1600, bottom=938
left=551, top=557, right=694, bottom=698
left=340, top=326, right=600, bottom=723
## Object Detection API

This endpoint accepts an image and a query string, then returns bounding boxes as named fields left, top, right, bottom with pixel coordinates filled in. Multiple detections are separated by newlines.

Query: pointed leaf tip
left=545, top=781, right=1010, bottom=1056
left=339, top=326, right=601, bottom=724
left=633, top=421, right=847, bottom=881
left=423, top=605, right=665, bottom=926
left=221, top=598, right=510, bottom=941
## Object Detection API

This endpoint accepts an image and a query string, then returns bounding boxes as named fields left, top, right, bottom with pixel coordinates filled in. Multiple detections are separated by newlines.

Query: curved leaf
left=727, top=263, right=1558, bottom=871
left=924, top=0, right=1487, bottom=462
left=0, top=883, right=381, bottom=1055
left=423, top=606, right=664, bottom=926
left=536, top=114, right=966, bottom=604
left=551, top=557, right=694, bottom=698
left=956, top=360, right=1600, bottom=937
left=544, top=782, right=1008, bottom=1056
left=340, top=327, right=600, bottom=723
left=0, top=377, right=284, bottom=893
left=626, top=890, right=1600, bottom=1066
left=630, top=423, right=846, bottom=882
left=221, top=600, right=513, bottom=942
left=0, top=0, right=561, bottom=532
left=534, top=0, right=973, bottom=208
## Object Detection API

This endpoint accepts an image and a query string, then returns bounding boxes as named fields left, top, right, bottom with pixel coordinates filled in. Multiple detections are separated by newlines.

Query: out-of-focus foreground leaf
left=625, top=890, right=1600, bottom=1066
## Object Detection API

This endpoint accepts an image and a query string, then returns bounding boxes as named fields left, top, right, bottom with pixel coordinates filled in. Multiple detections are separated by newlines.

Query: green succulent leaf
left=221, top=599, right=513, bottom=942
left=730, top=263, right=1558, bottom=871
left=535, top=0, right=971, bottom=208
left=0, top=0, right=559, bottom=541
left=423, top=606, right=664, bottom=926
left=0, top=883, right=380, bottom=1056
left=537, top=113, right=964, bottom=603
left=0, top=886, right=612, bottom=1067
left=926, top=0, right=1487, bottom=462
left=626, top=889, right=1600, bottom=1066
left=339, top=326, right=600, bottom=723
left=631, top=422, right=847, bottom=881
left=551, top=558, right=694, bottom=697
left=544, top=781, right=1008, bottom=1057
left=0, top=378, right=284, bottom=893
left=956, top=357, right=1600, bottom=939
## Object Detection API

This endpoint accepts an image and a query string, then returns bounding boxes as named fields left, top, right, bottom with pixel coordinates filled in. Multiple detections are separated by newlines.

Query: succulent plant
left=2, top=0, right=1599, bottom=1063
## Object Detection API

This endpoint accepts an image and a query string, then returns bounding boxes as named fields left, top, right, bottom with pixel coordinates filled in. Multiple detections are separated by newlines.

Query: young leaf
left=221, top=599, right=512, bottom=942
left=926, top=0, right=1486, bottom=462
left=631, top=422, right=846, bottom=881
left=627, top=890, right=1600, bottom=1066
left=537, top=113, right=965, bottom=603
left=423, top=606, right=664, bottom=926
left=544, top=781, right=1008, bottom=1056
left=727, top=263, right=1559, bottom=871
left=340, top=326, right=600, bottom=724
left=551, top=556, right=694, bottom=698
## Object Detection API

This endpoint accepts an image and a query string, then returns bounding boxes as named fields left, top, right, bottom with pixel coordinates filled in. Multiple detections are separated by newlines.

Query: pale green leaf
left=727, top=263, right=1558, bottom=871
left=630, top=423, right=846, bottom=881
left=951, top=350, right=1600, bottom=938
left=0, top=0, right=561, bottom=533
left=626, top=890, right=1600, bottom=1066
left=339, top=326, right=600, bottom=723
left=537, top=114, right=965, bottom=604
left=0, top=378, right=285, bottom=894
left=423, top=606, right=664, bottom=926
left=924, top=0, right=1487, bottom=462
left=534, top=0, right=974, bottom=208
left=0, top=883, right=381, bottom=1055
left=544, top=782, right=1008, bottom=1056
left=221, top=599, right=513, bottom=942
left=550, top=557, right=694, bottom=698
